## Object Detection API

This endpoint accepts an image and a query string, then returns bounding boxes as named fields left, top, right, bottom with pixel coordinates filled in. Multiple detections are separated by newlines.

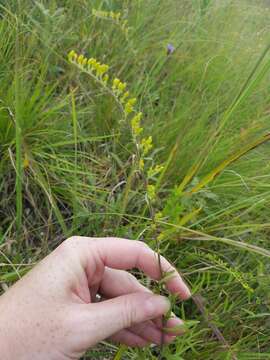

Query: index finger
left=71, top=237, right=191, bottom=300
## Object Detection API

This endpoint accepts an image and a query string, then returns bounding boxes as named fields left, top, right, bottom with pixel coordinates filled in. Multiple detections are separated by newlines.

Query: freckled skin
left=0, top=237, right=190, bottom=360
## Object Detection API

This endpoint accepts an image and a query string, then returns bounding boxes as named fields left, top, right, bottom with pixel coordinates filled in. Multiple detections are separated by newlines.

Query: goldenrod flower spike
left=68, top=50, right=166, bottom=344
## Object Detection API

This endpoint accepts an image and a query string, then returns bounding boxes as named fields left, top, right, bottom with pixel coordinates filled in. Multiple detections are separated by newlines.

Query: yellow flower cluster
left=67, top=50, right=163, bottom=202
left=146, top=164, right=164, bottom=201
left=139, top=159, right=145, bottom=171
left=141, top=136, right=153, bottom=155
left=125, top=98, right=137, bottom=114
left=92, top=9, right=129, bottom=36
left=92, top=9, right=121, bottom=21
left=108, top=72, right=157, bottom=178
left=110, top=78, right=137, bottom=116
left=154, top=211, right=163, bottom=222
left=130, top=112, right=143, bottom=135
left=68, top=50, right=109, bottom=83
left=147, top=184, right=156, bottom=200
left=147, top=164, right=164, bottom=178
left=201, top=251, right=254, bottom=293
left=112, top=78, right=127, bottom=92
left=68, top=51, right=139, bottom=119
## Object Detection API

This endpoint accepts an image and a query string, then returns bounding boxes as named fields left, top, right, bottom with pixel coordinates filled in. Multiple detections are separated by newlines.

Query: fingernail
left=164, top=335, right=177, bottom=344
left=170, top=317, right=184, bottom=325
left=145, top=295, right=170, bottom=318
left=183, top=283, right=191, bottom=299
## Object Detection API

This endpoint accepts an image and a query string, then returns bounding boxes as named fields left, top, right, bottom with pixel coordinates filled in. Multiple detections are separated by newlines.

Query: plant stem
left=15, top=12, right=23, bottom=237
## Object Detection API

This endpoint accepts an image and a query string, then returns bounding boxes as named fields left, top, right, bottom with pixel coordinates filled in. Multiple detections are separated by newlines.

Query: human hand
left=0, top=237, right=191, bottom=360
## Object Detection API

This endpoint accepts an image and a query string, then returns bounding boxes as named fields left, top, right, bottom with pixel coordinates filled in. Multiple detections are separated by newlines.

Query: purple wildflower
left=167, top=43, right=175, bottom=55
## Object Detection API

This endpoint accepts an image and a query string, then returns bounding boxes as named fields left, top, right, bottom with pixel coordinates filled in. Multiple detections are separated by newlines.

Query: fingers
left=66, top=236, right=191, bottom=300
left=128, top=320, right=176, bottom=345
left=81, top=292, right=170, bottom=345
left=96, top=270, right=184, bottom=345
left=109, top=329, right=148, bottom=348
left=164, top=317, right=186, bottom=336
left=153, top=315, right=186, bottom=336
left=110, top=318, right=183, bottom=347
left=98, top=267, right=151, bottom=299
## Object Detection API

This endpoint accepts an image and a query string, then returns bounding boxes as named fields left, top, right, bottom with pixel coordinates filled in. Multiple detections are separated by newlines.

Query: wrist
left=0, top=290, right=26, bottom=359
left=0, top=293, right=13, bottom=359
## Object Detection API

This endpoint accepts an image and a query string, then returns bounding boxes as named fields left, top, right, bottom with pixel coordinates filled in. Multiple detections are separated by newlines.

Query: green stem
left=71, top=89, right=79, bottom=230
left=15, top=14, right=23, bottom=237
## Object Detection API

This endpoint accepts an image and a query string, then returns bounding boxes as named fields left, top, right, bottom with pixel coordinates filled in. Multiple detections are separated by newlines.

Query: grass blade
left=14, top=17, right=22, bottom=235
left=187, top=133, right=270, bottom=194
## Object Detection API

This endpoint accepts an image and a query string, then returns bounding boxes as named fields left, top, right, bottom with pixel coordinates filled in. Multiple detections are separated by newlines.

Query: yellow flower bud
left=131, top=112, right=143, bottom=134
left=118, top=82, right=127, bottom=92
left=94, top=61, right=101, bottom=70
left=141, top=136, right=153, bottom=155
left=147, top=184, right=156, bottom=200
left=68, top=50, right=76, bottom=62
left=139, top=159, right=144, bottom=170
left=88, top=58, right=96, bottom=67
left=113, top=78, right=120, bottom=88
left=77, top=54, right=85, bottom=65
left=129, top=98, right=137, bottom=106
left=125, top=98, right=137, bottom=114
left=120, top=91, right=129, bottom=103
left=98, top=64, right=109, bottom=75
left=154, top=211, right=163, bottom=221
left=23, top=157, right=29, bottom=169
left=147, top=164, right=164, bottom=177
left=103, top=74, right=109, bottom=83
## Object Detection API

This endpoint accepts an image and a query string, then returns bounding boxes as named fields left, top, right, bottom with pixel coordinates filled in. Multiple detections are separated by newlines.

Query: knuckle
left=122, top=296, right=138, bottom=327
left=127, top=272, right=137, bottom=282
left=58, top=236, right=80, bottom=254
left=126, top=272, right=141, bottom=288
left=137, top=241, right=150, bottom=251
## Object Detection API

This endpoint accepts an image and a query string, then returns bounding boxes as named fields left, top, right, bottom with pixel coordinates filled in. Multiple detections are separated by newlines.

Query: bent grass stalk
left=177, top=43, right=270, bottom=194
left=187, top=132, right=270, bottom=195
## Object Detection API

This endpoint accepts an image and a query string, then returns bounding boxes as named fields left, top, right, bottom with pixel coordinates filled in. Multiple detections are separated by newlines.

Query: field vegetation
left=1, top=0, right=270, bottom=359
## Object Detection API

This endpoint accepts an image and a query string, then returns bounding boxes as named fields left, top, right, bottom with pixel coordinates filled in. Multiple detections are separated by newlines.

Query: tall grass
left=1, top=0, right=270, bottom=358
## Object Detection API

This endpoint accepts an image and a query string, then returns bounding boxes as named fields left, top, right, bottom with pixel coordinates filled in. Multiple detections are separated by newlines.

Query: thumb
left=82, top=292, right=170, bottom=346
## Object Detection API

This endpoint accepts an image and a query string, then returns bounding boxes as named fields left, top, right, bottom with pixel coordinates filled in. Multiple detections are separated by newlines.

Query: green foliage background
left=1, top=0, right=270, bottom=358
